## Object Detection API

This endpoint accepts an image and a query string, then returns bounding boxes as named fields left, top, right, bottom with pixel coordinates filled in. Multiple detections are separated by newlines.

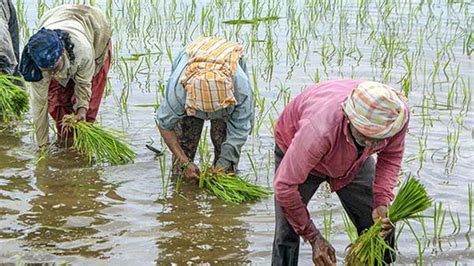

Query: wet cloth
left=26, top=4, right=112, bottom=146
left=271, top=144, right=396, bottom=265
left=180, top=36, right=244, bottom=115
left=156, top=49, right=253, bottom=170
left=342, top=81, right=408, bottom=139
left=273, top=79, right=409, bottom=242
left=0, top=0, right=19, bottom=73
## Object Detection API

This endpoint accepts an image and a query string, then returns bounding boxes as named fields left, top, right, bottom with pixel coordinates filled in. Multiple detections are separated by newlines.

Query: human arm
left=215, top=64, right=253, bottom=171
left=29, top=78, right=50, bottom=147
left=72, top=55, right=94, bottom=114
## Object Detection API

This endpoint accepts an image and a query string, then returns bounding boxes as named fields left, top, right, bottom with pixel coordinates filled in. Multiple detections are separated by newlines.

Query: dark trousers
left=271, top=144, right=395, bottom=265
left=172, top=116, right=227, bottom=174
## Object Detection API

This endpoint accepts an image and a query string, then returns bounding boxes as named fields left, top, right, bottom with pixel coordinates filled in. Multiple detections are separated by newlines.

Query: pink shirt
left=274, top=80, right=408, bottom=241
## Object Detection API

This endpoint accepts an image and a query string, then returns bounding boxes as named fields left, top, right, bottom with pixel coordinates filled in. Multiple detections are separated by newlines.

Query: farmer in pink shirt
left=272, top=80, right=409, bottom=265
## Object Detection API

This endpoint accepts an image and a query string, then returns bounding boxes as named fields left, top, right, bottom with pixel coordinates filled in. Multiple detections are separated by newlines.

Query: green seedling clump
left=0, top=74, right=28, bottom=123
left=62, top=115, right=136, bottom=165
left=346, top=177, right=432, bottom=266
left=199, top=168, right=272, bottom=204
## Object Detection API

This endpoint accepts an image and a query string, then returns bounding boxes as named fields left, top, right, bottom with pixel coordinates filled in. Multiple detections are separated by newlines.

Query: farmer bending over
left=272, top=80, right=409, bottom=265
left=156, top=36, right=253, bottom=179
left=0, top=0, right=19, bottom=75
left=19, top=5, right=112, bottom=147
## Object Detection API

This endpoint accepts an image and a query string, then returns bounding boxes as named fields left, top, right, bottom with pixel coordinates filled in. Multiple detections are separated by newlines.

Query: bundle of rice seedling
left=62, top=115, right=136, bottom=165
left=346, top=177, right=432, bottom=266
left=199, top=167, right=272, bottom=204
left=0, top=74, right=28, bottom=123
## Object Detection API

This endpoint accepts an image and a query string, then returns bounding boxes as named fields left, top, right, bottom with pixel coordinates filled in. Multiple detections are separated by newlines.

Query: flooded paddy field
left=0, top=0, right=473, bottom=264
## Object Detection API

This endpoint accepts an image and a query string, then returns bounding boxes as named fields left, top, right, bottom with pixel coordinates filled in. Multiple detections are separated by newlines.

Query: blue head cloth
left=19, top=28, right=65, bottom=82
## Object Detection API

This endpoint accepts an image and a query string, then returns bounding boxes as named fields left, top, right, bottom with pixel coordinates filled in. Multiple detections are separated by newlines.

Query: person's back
left=275, top=79, right=363, bottom=152
left=39, top=4, right=111, bottom=69
left=0, top=0, right=19, bottom=74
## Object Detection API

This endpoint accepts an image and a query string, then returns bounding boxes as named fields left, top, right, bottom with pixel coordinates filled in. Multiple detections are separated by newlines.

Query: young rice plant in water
left=0, top=74, right=28, bottom=123
left=198, top=165, right=272, bottom=204
left=346, top=177, right=432, bottom=266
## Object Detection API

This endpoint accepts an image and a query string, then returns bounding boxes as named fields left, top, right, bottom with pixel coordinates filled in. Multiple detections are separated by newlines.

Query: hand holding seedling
left=75, top=107, right=87, bottom=121
left=372, top=205, right=393, bottom=237
left=310, top=234, right=336, bottom=266
left=183, top=162, right=200, bottom=181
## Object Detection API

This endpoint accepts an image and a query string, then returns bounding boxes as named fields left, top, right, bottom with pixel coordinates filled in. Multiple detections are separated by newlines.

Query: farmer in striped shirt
left=272, top=80, right=409, bottom=265
left=0, top=0, right=19, bottom=75
left=156, top=36, right=254, bottom=179
left=18, top=5, right=112, bottom=147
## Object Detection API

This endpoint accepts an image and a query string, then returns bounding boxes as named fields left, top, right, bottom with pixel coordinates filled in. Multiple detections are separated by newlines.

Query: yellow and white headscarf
left=180, top=36, right=244, bottom=116
left=342, top=81, right=409, bottom=139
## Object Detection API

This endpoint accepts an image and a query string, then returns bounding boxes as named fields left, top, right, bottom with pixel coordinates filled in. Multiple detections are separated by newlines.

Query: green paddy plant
left=342, top=211, right=358, bottom=243
left=346, top=177, right=432, bottom=266
left=323, top=209, right=333, bottom=241
left=468, top=184, right=473, bottom=233
left=405, top=220, right=424, bottom=265
left=0, top=74, right=28, bottom=123
left=62, top=115, right=136, bottom=165
left=247, top=153, right=259, bottom=183
left=448, top=207, right=462, bottom=235
left=198, top=166, right=272, bottom=204
left=433, top=202, right=447, bottom=243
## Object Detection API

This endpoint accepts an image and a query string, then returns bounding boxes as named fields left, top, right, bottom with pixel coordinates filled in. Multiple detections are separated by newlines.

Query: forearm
left=158, top=126, right=189, bottom=164
left=29, top=81, right=50, bottom=147
left=275, top=184, right=321, bottom=241
left=373, top=123, right=408, bottom=207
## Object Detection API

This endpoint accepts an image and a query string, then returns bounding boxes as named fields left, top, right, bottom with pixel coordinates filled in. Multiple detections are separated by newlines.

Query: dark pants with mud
left=172, top=116, right=227, bottom=174
left=272, top=145, right=395, bottom=265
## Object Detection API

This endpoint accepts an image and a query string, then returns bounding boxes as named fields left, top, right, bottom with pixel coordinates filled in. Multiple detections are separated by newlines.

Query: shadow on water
left=155, top=179, right=251, bottom=264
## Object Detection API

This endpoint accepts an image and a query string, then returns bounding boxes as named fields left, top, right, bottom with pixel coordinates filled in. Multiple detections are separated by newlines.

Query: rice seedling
left=323, top=209, right=333, bottom=241
left=405, top=220, right=424, bottom=265
left=468, top=184, right=473, bottom=233
left=0, top=74, right=28, bottom=123
left=198, top=166, right=272, bottom=204
left=342, top=211, right=358, bottom=243
left=433, top=202, right=447, bottom=243
left=448, top=207, right=461, bottom=235
left=61, top=115, right=136, bottom=165
left=247, top=153, right=259, bottom=183
left=223, top=16, right=281, bottom=25
left=346, top=177, right=432, bottom=266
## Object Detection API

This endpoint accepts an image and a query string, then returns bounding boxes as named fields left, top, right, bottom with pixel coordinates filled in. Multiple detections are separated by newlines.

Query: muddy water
left=1, top=0, right=473, bottom=265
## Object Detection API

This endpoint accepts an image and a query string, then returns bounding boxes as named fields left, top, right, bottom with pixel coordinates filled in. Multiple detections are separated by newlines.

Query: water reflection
left=155, top=181, right=251, bottom=264
left=0, top=130, right=33, bottom=240
left=16, top=156, right=113, bottom=257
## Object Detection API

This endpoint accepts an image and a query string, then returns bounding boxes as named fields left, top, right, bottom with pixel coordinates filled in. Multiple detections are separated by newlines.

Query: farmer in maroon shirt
left=272, top=80, right=409, bottom=265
